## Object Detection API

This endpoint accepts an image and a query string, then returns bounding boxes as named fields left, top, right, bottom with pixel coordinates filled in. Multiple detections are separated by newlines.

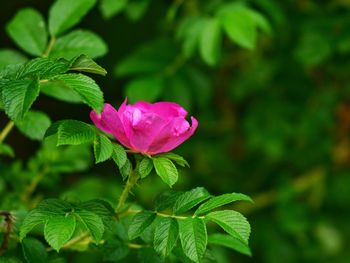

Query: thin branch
left=116, top=169, right=140, bottom=213
left=0, top=121, right=14, bottom=144
left=42, top=36, right=56, bottom=58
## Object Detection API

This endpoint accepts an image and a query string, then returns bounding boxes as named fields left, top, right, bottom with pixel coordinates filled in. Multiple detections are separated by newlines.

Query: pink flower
left=90, top=100, right=198, bottom=155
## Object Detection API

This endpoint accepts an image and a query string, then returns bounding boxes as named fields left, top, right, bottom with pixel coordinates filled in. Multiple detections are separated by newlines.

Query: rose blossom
left=90, top=100, right=198, bottom=155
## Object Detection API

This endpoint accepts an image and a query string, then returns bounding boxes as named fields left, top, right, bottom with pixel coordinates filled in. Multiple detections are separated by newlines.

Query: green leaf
left=46, top=73, right=104, bottom=112
left=15, top=110, right=51, bottom=140
left=208, top=233, right=251, bottom=256
left=249, top=10, right=271, bottom=34
left=154, top=217, right=178, bottom=257
left=200, top=18, right=222, bottom=66
left=195, top=193, right=253, bottom=215
left=57, top=120, right=96, bottom=146
left=155, top=191, right=183, bottom=212
left=177, top=16, right=206, bottom=59
left=20, top=210, right=46, bottom=240
left=157, top=153, right=189, bottom=167
left=20, top=199, right=73, bottom=240
left=51, top=30, right=108, bottom=60
left=178, top=217, right=207, bottom=263
left=36, top=198, right=73, bottom=215
left=6, top=8, right=47, bottom=56
left=15, top=57, right=70, bottom=80
left=44, top=214, right=76, bottom=251
left=206, top=210, right=250, bottom=245
left=49, top=0, right=97, bottom=36
left=125, top=0, right=150, bottom=21
left=0, top=143, right=15, bottom=157
left=0, top=49, right=27, bottom=69
left=22, top=238, right=48, bottom=263
left=128, top=211, right=156, bottom=240
left=76, top=209, right=104, bottom=243
left=173, top=187, right=211, bottom=215
left=112, top=143, right=127, bottom=168
left=94, top=134, right=113, bottom=163
left=70, top=54, right=107, bottom=76
left=119, top=158, right=132, bottom=181
left=153, top=157, right=178, bottom=188
left=1, top=79, right=39, bottom=121
left=125, top=76, right=163, bottom=103
left=100, top=0, right=127, bottom=19
left=137, top=157, right=153, bottom=179
left=40, top=80, right=82, bottom=103
left=79, top=199, right=114, bottom=230
left=219, top=6, right=257, bottom=50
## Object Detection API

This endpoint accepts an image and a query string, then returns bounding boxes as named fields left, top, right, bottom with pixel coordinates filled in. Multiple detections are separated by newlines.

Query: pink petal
left=151, top=102, right=188, bottom=118
left=119, top=106, right=168, bottom=152
left=147, top=116, right=198, bottom=154
left=90, top=103, right=132, bottom=149
left=132, top=101, right=187, bottom=118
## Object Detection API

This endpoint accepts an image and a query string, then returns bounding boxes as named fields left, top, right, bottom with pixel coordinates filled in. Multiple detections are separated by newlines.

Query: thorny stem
left=42, top=36, right=56, bottom=58
left=0, top=121, right=14, bottom=144
left=0, top=211, right=13, bottom=256
left=116, top=169, right=140, bottom=213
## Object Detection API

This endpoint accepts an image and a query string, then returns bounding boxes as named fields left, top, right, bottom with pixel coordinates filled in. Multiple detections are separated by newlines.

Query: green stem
left=128, top=243, right=149, bottom=249
left=0, top=121, right=14, bottom=144
left=116, top=169, right=140, bottom=213
left=121, top=209, right=205, bottom=220
left=42, top=36, right=56, bottom=57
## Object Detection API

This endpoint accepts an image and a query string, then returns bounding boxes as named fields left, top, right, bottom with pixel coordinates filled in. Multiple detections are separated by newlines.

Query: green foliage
left=218, top=4, right=258, bottom=50
left=208, top=234, right=251, bottom=256
left=152, top=157, right=178, bottom=187
left=22, top=238, right=48, bottom=263
left=153, top=217, right=178, bottom=257
left=199, top=18, right=222, bottom=66
left=48, top=0, right=97, bottom=36
left=54, top=120, right=95, bottom=146
left=94, top=134, right=113, bottom=163
left=0, top=143, right=15, bottom=157
left=195, top=193, right=253, bottom=216
left=44, top=214, right=76, bottom=251
left=137, top=157, right=153, bottom=179
left=70, top=54, right=107, bottom=76
left=128, top=211, right=157, bottom=240
left=173, top=187, right=211, bottom=215
left=206, top=210, right=250, bottom=245
left=112, top=143, right=128, bottom=168
left=47, top=74, right=104, bottom=112
left=100, top=0, right=127, bottom=19
left=6, top=8, right=47, bottom=56
left=1, top=79, right=39, bottom=121
left=15, top=110, right=51, bottom=140
left=20, top=198, right=113, bottom=251
left=50, top=30, right=108, bottom=60
left=0, top=49, right=27, bottom=68
left=178, top=217, right=207, bottom=263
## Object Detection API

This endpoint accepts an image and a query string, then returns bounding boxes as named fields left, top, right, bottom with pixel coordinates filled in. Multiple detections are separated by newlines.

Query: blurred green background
left=1, top=0, right=350, bottom=262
